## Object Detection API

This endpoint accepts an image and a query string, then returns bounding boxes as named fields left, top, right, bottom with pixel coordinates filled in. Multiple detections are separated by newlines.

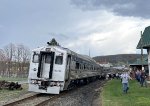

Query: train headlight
left=31, top=80, right=35, bottom=84
left=50, top=82, right=55, bottom=87
left=31, top=80, right=38, bottom=84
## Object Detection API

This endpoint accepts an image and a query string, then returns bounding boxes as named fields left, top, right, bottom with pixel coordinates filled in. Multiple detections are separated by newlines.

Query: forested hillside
left=93, top=54, right=147, bottom=65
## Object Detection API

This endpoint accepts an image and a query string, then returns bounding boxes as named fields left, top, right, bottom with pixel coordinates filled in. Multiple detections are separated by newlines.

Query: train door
left=66, top=55, right=71, bottom=80
left=37, top=52, right=55, bottom=79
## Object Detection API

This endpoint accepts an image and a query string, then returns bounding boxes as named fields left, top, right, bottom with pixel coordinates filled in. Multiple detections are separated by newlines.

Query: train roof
left=32, top=45, right=99, bottom=66
left=61, top=46, right=98, bottom=65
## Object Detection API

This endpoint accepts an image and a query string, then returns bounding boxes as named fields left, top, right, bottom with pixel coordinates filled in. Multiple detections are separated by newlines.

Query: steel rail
left=3, top=93, right=41, bottom=106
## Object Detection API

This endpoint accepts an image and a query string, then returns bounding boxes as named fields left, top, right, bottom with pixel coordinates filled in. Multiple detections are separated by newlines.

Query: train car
left=28, top=45, right=103, bottom=94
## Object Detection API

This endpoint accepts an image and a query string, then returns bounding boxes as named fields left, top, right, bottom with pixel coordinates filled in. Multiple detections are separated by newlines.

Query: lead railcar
left=28, top=45, right=103, bottom=94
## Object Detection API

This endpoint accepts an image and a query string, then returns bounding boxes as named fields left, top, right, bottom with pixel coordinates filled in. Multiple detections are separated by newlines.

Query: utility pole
left=141, top=31, right=144, bottom=70
left=89, top=49, right=91, bottom=57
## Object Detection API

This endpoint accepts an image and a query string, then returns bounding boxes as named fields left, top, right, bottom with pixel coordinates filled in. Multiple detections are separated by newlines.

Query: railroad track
left=3, top=93, right=41, bottom=106
left=3, top=92, right=67, bottom=106
left=2, top=80, right=105, bottom=106
left=35, top=95, right=60, bottom=106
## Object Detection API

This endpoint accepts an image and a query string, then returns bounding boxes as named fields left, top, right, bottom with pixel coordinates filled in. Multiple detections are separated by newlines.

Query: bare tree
left=21, top=45, right=30, bottom=77
left=0, top=49, right=6, bottom=76
left=15, top=44, right=30, bottom=77
left=3, top=43, right=16, bottom=77
left=14, top=44, right=22, bottom=77
left=0, top=43, right=30, bottom=78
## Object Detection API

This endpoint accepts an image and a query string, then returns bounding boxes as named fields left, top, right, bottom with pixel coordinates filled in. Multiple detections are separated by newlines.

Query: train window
left=55, top=56, right=63, bottom=65
left=67, top=55, right=71, bottom=65
left=72, top=56, right=76, bottom=61
left=84, top=65, right=86, bottom=69
left=92, top=66, right=94, bottom=70
left=80, top=64, right=82, bottom=69
left=45, top=55, right=51, bottom=63
left=86, top=65, right=88, bottom=70
left=75, top=63, right=80, bottom=69
left=32, top=54, right=39, bottom=63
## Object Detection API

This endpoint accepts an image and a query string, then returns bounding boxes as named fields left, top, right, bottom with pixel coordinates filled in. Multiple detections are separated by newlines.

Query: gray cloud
left=96, top=38, right=108, bottom=42
left=70, top=0, right=150, bottom=18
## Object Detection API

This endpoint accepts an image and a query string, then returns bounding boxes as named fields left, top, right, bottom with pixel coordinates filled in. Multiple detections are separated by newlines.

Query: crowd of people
left=120, top=69, right=148, bottom=94
left=105, top=73, right=121, bottom=80
left=106, top=69, right=148, bottom=94
left=135, top=69, right=148, bottom=87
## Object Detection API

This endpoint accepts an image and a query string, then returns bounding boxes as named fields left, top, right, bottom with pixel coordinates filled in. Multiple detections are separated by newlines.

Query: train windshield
left=55, top=56, right=63, bottom=65
left=32, top=54, right=39, bottom=63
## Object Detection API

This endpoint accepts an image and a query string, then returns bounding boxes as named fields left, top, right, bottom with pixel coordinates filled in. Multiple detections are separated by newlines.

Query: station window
left=32, top=54, right=39, bottom=63
left=55, top=56, right=63, bottom=65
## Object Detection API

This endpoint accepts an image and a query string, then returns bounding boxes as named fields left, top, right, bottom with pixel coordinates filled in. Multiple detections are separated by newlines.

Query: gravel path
left=47, top=80, right=106, bottom=106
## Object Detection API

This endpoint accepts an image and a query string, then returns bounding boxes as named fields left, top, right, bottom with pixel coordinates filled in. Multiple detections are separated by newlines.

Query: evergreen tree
left=47, top=38, right=60, bottom=46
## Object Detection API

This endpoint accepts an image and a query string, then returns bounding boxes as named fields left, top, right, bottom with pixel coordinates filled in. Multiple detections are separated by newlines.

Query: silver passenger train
left=28, top=45, right=103, bottom=94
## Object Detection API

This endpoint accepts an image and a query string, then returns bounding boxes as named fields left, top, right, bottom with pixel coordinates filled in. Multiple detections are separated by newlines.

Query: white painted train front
left=28, top=45, right=103, bottom=94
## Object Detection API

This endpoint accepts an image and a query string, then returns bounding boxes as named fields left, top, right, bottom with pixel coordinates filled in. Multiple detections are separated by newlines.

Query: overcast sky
left=0, top=0, right=150, bottom=57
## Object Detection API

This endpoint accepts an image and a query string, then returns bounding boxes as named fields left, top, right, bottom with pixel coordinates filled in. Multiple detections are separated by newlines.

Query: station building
left=129, top=57, right=148, bottom=78
left=137, top=26, right=150, bottom=79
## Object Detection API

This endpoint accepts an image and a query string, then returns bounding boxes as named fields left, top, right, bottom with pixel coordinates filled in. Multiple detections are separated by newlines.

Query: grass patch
left=0, top=77, right=27, bottom=82
left=0, top=77, right=28, bottom=101
left=101, top=79, right=150, bottom=106
left=0, top=84, right=28, bottom=101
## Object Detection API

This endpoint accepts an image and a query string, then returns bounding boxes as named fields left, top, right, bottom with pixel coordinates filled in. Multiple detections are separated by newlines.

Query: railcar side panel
left=28, top=46, right=104, bottom=94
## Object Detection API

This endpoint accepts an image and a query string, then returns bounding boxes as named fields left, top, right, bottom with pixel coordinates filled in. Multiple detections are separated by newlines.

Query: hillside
left=93, top=54, right=147, bottom=65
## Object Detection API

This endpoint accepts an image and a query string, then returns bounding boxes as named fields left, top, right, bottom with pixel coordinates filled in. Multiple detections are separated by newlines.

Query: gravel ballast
left=47, top=80, right=105, bottom=106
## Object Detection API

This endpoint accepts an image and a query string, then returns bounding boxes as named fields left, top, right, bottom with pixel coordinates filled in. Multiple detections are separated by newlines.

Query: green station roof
left=137, top=26, right=150, bottom=49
